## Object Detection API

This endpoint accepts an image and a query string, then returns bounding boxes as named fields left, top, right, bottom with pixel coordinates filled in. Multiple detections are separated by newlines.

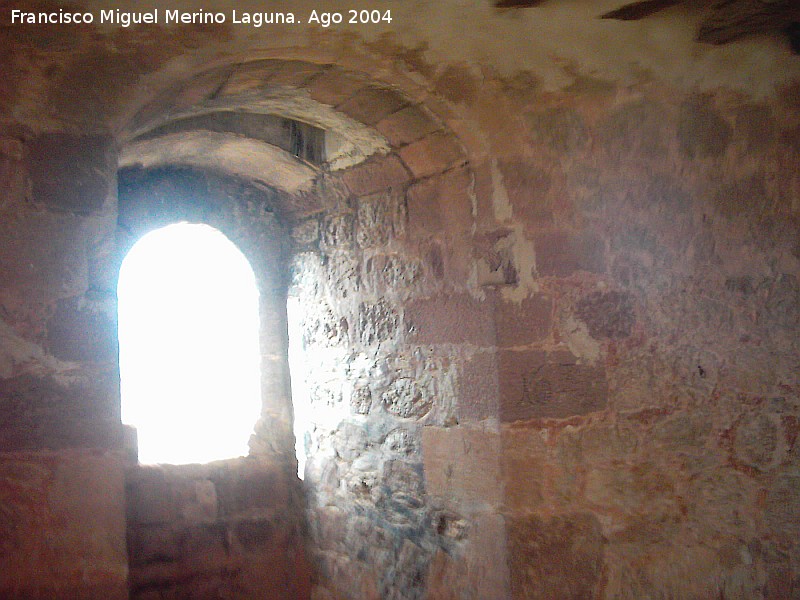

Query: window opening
left=117, top=222, right=262, bottom=465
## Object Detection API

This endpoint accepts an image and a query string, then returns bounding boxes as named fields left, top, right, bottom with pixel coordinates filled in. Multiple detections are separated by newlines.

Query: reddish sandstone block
left=399, top=132, right=465, bottom=179
left=340, top=153, right=410, bottom=197
left=534, top=229, right=606, bottom=276
left=406, top=167, right=473, bottom=237
left=574, top=290, right=635, bottom=339
left=457, top=351, right=499, bottom=422
left=27, top=133, right=114, bottom=214
left=47, top=294, right=117, bottom=363
left=498, top=349, right=608, bottom=422
left=406, top=292, right=494, bottom=346
left=267, top=60, right=325, bottom=87
left=376, top=105, right=441, bottom=147
left=494, top=292, right=553, bottom=347
left=422, top=425, right=502, bottom=510
left=307, top=67, right=369, bottom=106
left=502, top=426, right=548, bottom=511
left=218, top=60, right=282, bottom=96
left=213, top=461, right=289, bottom=518
left=507, top=513, right=604, bottom=599
left=127, top=473, right=177, bottom=525
left=336, top=86, right=408, bottom=126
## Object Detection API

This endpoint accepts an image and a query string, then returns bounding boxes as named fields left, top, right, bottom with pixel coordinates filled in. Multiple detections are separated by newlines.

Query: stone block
left=176, top=479, right=218, bottom=522
left=474, top=228, right=519, bottom=286
left=534, top=230, right=605, bottom=277
left=498, top=349, right=608, bottom=422
left=376, top=105, right=441, bottom=147
left=356, top=191, right=405, bottom=248
left=127, top=525, right=182, bottom=565
left=27, top=133, right=114, bottom=214
left=457, top=351, right=499, bottom=422
left=381, top=377, right=432, bottom=419
left=422, top=425, right=502, bottom=510
left=307, top=67, right=369, bottom=106
left=47, top=294, right=117, bottom=363
left=406, top=292, right=494, bottom=346
left=127, top=473, right=177, bottom=525
left=399, top=133, right=465, bottom=179
left=494, top=292, right=552, bottom=347
left=0, top=210, right=88, bottom=296
left=497, top=159, right=553, bottom=225
left=677, top=95, right=732, bottom=158
left=507, top=513, right=604, bottom=600
left=267, top=60, right=324, bottom=87
left=523, top=107, right=588, bottom=153
left=235, top=517, right=279, bottom=552
left=406, top=167, right=473, bottom=237
left=336, top=86, right=408, bottom=126
left=574, top=290, right=635, bottom=339
left=733, top=412, right=780, bottom=470
left=0, top=452, right=128, bottom=598
left=213, top=461, right=288, bottom=518
left=501, top=426, right=548, bottom=511
left=356, top=299, right=400, bottom=346
left=0, top=371, right=122, bottom=451
left=218, top=60, right=282, bottom=95
left=340, top=153, right=410, bottom=197
left=434, top=64, right=478, bottom=105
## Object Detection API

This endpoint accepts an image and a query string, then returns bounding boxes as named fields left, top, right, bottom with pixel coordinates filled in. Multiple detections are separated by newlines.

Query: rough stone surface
left=26, top=134, right=114, bottom=214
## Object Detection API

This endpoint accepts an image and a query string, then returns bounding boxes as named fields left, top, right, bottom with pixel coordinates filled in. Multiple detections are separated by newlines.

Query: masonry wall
left=289, top=75, right=800, bottom=598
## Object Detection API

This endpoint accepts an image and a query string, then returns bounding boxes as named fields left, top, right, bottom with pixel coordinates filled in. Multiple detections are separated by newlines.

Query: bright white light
left=118, top=223, right=262, bottom=465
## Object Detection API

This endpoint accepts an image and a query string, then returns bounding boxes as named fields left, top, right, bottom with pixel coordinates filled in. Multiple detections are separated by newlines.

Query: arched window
left=117, top=223, right=262, bottom=465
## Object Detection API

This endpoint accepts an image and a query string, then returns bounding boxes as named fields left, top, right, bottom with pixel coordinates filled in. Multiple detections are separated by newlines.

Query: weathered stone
left=363, top=253, right=421, bottom=295
left=422, top=425, right=502, bottom=510
left=336, top=86, right=408, bottom=126
left=320, top=212, right=355, bottom=251
left=47, top=294, right=117, bottom=363
left=496, top=159, right=554, bottom=225
left=235, top=517, right=277, bottom=551
left=127, top=472, right=177, bottom=525
left=381, top=377, right=432, bottom=419
left=714, top=173, right=768, bottom=218
left=0, top=210, right=88, bottom=297
left=340, top=154, right=410, bottom=197
left=406, top=292, right=493, bottom=346
left=575, top=290, right=635, bottom=339
left=735, top=103, right=776, bottom=151
left=507, top=513, right=604, bottom=600
left=356, top=192, right=401, bottom=248
left=598, top=99, right=667, bottom=158
left=399, top=133, right=465, bottom=179
left=534, top=229, right=605, bottom=276
left=734, top=412, right=780, bottom=470
left=474, top=228, right=519, bottom=286
left=494, top=292, right=553, bottom=346
left=501, top=427, right=547, bottom=510
left=376, top=105, right=441, bottom=147
left=434, top=64, right=478, bottom=105
left=27, top=134, right=113, bottom=214
left=457, top=351, right=499, bottom=422
left=356, top=299, right=401, bottom=346
left=213, top=463, right=288, bottom=518
left=307, top=67, right=369, bottom=106
left=524, top=107, right=588, bottom=153
left=498, top=349, right=608, bottom=421
left=677, top=95, right=732, bottom=158
left=406, top=167, right=473, bottom=237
